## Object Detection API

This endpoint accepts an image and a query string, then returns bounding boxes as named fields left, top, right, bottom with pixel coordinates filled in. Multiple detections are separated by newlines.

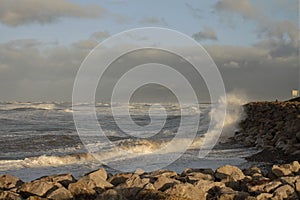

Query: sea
left=0, top=101, right=258, bottom=181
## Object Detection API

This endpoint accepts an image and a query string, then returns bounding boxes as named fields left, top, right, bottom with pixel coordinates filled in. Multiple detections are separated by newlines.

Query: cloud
left=185, top=3, right=202, bottom=19
left=214, top=0, right=258, bottom=20
left=91, top=31, right=110, bottom=41
left=73, top=31, right=110, bottom=49
left=0, top=0, right=105, bottom=26
left=223, top=61, right=240, bottom=68
left=139, top=17, right=167, bottom=26
left=192, top=27, right=218, bottom=41
left=214, top=0, right=299, bottom=58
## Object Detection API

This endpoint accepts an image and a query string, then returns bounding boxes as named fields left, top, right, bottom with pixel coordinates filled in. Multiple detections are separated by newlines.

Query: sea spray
left=200, top=91, right=248, bottom=154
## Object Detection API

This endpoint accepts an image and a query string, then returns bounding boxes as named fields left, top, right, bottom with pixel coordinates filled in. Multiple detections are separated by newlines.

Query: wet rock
left=0, top=174, right=24, bottom=190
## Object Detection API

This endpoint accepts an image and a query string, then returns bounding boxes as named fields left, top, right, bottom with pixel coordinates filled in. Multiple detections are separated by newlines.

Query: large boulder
left=272, top=161, right=300, bottom=177
left=0, top=174, right=24, bottom=190
left=18, top=180, right=57, bottom=198
left=215, top=165, right=245, bottom=181
left=85, top=168, right=108, bottom=181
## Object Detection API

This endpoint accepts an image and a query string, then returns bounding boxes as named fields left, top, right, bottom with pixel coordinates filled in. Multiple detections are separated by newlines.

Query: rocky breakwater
left=234, top=101, right=300, bottom=161
left=2, top=162, right=300, bottom=199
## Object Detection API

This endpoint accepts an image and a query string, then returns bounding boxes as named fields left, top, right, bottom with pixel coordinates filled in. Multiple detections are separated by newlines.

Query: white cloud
left=0, top=0, right=105, bottom=26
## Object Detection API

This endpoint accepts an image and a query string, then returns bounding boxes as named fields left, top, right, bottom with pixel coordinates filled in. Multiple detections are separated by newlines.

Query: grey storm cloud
left=192, top=27, right=218, bottom=41
left=0, top=38, right=297, bottom=101
left=214, top=0, right=299, bottom=58
left=0, top=0, right=105, bottom=26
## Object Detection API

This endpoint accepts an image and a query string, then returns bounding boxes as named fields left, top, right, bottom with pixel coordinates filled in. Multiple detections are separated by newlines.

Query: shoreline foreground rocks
left=2, top=161, right=300, bottom=200
left=1, top=100, right=300, bottom=199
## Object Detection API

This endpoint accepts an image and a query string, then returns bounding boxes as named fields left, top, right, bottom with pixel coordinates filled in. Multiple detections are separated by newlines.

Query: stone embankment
left=234, top=101, right=300, bottom=160
left=2, top=161, right=300, bottom=199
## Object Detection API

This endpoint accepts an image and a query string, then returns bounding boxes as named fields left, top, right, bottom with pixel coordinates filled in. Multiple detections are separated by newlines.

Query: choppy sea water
left=0, top=102, right=257, bottom=181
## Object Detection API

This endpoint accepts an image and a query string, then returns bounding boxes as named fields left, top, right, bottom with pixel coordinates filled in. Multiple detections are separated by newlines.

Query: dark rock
left=95, top=189, right=127, bottom=200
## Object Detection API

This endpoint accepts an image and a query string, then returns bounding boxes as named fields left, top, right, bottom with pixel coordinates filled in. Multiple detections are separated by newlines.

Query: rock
left=186, top=172, right=215, bottom=183
left=124, top=174, right=150, bottom=188
left=108, top=173, right=133, bottom=186
left=115, top=175, right=150, bottom=199
left=150, top=170, right=178, bottom=178
left=280, top=176, right=299, bottom=186
left=195, top=179, right=225, bottom=199
left=273, top=184, right=297, bottom=199
left=68, top=177, right=97, bottom=199
left=134, top=168, right=145, bottom=175
left=0, top=191, right=23, bottom=200
left=26, top=196, right=48, bottom=200
left=38, top=174, right=75, bottom=188
left=86, top=168, right=108, bottom=181
left=46, top=187, right=73, bottom=200
left=263, top=181, right=282, bottom=193
left=272, top=164, right=293, bottom=177
left=68, top=173, right=112, bottom=198
left=153, top=176, right=180, bottom=191
left=295, top=178, right=300, bottom=192
left=137, top=189, right=185, bottom=200
left=181, top=168, right=215, bottom=177
left=243, top=166, right=262, bottom=176
left=215, top=165, right=245, bottom=181
left=95, top=189, right=127, bottom=200
left=0, top=174, right=24, bottom=190
left=256, top=193, right=273, bottom=200
left=165, top=183, right=202, bottom=200
left=18, top=180, right=57, bottom=198
left=207, top=186, right=249, bottom=200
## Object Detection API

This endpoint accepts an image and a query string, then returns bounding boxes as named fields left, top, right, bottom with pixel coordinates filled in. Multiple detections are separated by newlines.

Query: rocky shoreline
left=2, top=161, right=300, bottom=199
left=2, top=100, right=300, bottom=199
left=234, top=101, right=300, bottom=163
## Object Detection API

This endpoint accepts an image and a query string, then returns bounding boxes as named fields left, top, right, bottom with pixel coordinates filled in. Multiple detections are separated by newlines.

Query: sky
left=0, top=0, right=299, bottom=102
